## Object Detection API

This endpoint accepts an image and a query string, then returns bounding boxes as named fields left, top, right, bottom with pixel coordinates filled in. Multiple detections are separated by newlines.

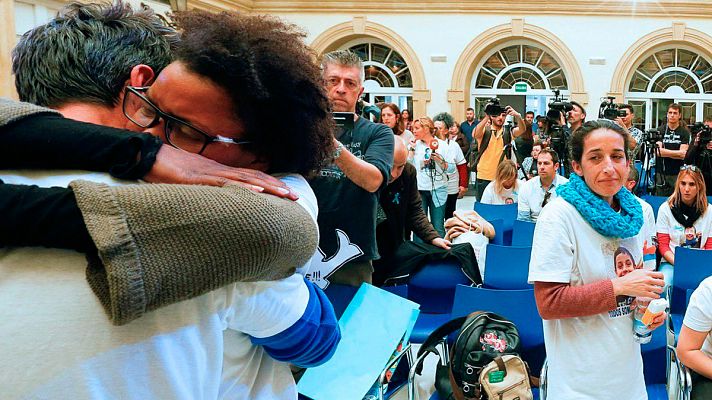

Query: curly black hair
left=171, top=10, right=334, bottom=177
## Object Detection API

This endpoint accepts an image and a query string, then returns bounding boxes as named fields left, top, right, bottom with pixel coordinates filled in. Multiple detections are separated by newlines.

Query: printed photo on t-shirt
left=609, top=246, right=642, bottom=319
left=505, top=197, right=514, bottom=205
left=682, top=226, right=702, bottom=249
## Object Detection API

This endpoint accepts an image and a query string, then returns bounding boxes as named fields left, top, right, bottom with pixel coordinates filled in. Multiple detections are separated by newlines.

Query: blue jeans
left=419, top=190, right=445, bottom=238
left=660, top=262, right=674, bottom=290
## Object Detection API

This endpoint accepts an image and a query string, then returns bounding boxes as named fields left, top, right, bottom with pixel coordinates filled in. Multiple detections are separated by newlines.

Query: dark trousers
left=656, top=173, right=677, bottom=197
left=691, top=370, right=712, bottom=400
left=444, top=193, right=458, bottom=219
left=328, top=260, right=373, bottom=287
left=475, top=178, right=491, bottom=202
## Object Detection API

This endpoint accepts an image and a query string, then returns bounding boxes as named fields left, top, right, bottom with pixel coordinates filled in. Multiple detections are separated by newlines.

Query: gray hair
left=320, top=49, right=365, bottom=83
left=12, top=1, right=179, bottom=108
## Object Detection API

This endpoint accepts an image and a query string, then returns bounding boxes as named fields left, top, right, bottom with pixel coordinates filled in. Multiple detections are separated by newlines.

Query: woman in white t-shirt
left=677, top=276, right=712, bottom=399
left=433, top=113, right=467, bottom=220
left=481, top=159, right=523, bottom=204
left=379, top=102, right=415, bottom=147
left=409, top=116, right=455, bottom=237
left=528, top=120, right=667, bottom=399
left=656, top=166, right=712, bottom=285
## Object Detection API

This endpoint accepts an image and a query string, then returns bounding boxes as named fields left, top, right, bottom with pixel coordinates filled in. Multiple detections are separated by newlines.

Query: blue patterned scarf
left=556, top=173, right=643, bottom=238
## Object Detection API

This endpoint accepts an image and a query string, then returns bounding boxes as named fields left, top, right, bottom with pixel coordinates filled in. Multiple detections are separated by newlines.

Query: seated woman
left=529, top=120, right=666, bottom=399
left=656, top=165, right=712, bottom=285
left=480, top=159, right=523, bottom=204
left=677, top=276, right=712, bottom=399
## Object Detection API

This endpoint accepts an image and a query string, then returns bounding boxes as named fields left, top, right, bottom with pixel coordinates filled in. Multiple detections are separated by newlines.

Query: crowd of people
left=3, top=1, right=712, bottom=399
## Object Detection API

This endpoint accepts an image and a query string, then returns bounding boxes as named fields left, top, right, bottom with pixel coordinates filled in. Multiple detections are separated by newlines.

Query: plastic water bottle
left=633, top=297, right=668, bottom=344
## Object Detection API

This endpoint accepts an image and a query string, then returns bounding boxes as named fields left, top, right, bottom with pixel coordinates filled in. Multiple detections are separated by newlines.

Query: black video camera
left=690, top=122, right=712, bottom=146
left=598, top=97, right=627, bottom=120
left=642, top=128, right=663, bottom=145
left=484, top=97, right=506, bottom=117
left=546, top=89, right=573, bottom=124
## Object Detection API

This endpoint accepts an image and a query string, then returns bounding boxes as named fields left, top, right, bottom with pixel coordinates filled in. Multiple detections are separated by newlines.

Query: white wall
left=273, top=12, right=712, bottom=119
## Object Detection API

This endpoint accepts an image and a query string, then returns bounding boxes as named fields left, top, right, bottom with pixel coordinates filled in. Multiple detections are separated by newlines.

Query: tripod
left=639, top=140, right=661, bottom=196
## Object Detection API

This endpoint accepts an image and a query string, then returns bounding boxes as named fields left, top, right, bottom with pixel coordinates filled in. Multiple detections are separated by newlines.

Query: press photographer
left=684, top=118, right=712, bottom=196
left=599, top=99, right=642, bottom=157
left=656, top=103, right=691, bottom=196
left=471, top=98, right=525, bottom=201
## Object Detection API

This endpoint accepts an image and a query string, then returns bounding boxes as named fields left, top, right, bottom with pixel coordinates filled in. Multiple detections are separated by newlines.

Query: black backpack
left=416, top=311, right=537, bottom=400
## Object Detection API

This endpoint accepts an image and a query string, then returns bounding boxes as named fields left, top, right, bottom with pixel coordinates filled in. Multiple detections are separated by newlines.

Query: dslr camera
left=484, top=97, right=506, bottom=117
left=598, top=97, right=628, bottom=120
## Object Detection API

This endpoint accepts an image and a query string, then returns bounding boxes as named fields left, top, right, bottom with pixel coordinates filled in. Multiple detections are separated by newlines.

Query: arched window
left=347, top=42, right=413, bottom=113
left=626, top=48, right=712, bottom=130
left=471, top=43, right=569, bottom=119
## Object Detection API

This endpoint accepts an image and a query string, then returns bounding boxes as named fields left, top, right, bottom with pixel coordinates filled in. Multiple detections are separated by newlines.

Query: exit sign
left=514, top=83, right=527, bottom=92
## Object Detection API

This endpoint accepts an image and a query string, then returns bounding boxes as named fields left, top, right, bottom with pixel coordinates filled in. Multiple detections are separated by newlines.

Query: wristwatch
left=333, top=140, right=345, bottom=159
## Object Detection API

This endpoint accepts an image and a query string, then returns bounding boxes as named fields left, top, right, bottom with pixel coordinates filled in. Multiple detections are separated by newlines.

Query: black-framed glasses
left=681, top=165, right=700, bottom=172
left=122, top=86, right=251, bottom=154
left=542, top=190, right=552, bottom=207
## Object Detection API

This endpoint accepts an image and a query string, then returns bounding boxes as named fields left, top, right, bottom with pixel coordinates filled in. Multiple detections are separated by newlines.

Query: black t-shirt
left=661, top=125, right=691, bottom=174
left=309, top=117, right=394, bottom=262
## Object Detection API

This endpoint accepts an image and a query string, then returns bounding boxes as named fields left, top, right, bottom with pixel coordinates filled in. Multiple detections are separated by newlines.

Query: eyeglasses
left=681, top=165, right=700, bottom=172
left=122, top=86, right=251, bottom=154
left=542, top=190, right=552, bottom=207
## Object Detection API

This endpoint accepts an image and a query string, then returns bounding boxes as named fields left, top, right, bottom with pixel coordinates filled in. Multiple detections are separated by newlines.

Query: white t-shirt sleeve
left=656, top=202, right=671, bottom=234
left=225, top=274, right=310, bottom=338
left=528, top=201, right=576, bottom=283
left=683, top=278, right=712, bottom=333
left=481, top=182, right=497, bottom=204
left=278, top=174, right=318, bottom=222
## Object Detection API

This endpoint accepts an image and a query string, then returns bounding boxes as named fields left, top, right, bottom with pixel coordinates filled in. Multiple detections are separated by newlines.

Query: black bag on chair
left=417, top=311, right=537, bottom=400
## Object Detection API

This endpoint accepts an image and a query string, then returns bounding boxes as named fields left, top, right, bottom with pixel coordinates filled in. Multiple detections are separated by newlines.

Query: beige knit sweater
left=2, top=98, right=318, bottom=325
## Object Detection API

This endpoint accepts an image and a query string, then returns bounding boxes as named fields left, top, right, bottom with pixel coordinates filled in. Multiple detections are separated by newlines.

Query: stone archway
left=449, top=18, right=586, bottom=122
left=608, top=22, right=712, bottom=102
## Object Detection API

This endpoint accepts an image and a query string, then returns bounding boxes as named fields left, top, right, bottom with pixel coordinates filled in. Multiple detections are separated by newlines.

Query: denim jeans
left=419, top=189, right=446, bottom=238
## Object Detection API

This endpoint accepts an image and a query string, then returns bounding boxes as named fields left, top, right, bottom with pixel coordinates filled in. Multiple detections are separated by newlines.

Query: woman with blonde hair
left=409, top=116, right=456, bottom=236
left=656, top=165, right=712, bottom=285
left=480, top=159, right=522, bottom=204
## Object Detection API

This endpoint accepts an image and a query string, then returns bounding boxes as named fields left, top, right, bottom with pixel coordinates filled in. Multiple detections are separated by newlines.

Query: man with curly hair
left=2, top=3, right=339, bottom=399
left=310, top=49, right=395, bottom=287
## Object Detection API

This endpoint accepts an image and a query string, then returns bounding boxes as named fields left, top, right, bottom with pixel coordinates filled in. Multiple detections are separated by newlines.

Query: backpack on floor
left=417, top=311, right=538, bottom=400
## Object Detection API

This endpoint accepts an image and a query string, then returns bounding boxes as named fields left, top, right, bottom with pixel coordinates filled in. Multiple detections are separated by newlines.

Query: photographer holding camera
left=471, top=98, right=525, bottom=201
left=567, top=100, right=586, bottom=134
left=615, top=104, right=644, bottom=160
left=656, top=104, right=691, bottom=196
left=684, top=117, right=712, bottom=196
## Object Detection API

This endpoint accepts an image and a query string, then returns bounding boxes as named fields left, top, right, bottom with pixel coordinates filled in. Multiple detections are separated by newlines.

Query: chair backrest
left=642, top=195, right=667, bottom=220
left=488, top=218, right=504, bottom=246
left=451, top=285, right=545, bottom=375
left=474, top=202, right=518, bottom=231
left=408, top=258, right=470, bottom=314
left=511, top=219, right=536, bottom=247
left=670, top=247, right=712, bottom=315
left=483, top=244, right=533, bottom=290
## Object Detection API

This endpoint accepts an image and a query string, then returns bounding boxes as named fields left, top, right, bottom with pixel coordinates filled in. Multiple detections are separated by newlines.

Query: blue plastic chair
left=450, top=286, right=545, bottom=376
left=488, top=218, right=504, bottom=246
left=642, top=322, right=668, bottom=400
left=512, top=219, right=536, bottom=247
left=642, top=195, right=667, bottom=220
left=483, top=244, right=533, bottom=290
left=408, top=259, right=471, bottom=343
left=474, top=203, right=518, bottom=245
left=668, top=248, right=712, bottom=344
